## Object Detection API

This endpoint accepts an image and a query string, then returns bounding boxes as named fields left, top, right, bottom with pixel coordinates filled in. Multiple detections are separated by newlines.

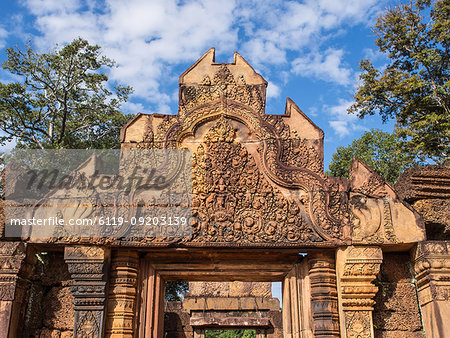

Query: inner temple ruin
left=0, top=48, right=449, bottom=337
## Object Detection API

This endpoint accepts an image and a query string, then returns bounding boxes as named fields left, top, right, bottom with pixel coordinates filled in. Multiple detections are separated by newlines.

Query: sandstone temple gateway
left=0, top=48, right=449, bottom=337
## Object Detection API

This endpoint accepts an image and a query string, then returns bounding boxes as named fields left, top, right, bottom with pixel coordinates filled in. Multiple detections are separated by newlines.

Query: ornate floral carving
left=338, top=246, right=382, bottom=338
left=65, top=246, right=109, bottom=338
left=179, top=65, right=265, bottom=114
left=188, top=118, right=321, bottom=244
left=76, top=310, right=102, bottom=337
left=344, top=311, right=371, bottom=338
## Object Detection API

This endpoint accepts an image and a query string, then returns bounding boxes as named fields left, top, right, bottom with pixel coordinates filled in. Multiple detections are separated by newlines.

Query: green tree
left=0, top=38, right=133, bottom=149
left=165, top=281, right=189, bottom=301
left=349, top=0, right=449, bottom=164
left=327, top=129, right=412, bottom=184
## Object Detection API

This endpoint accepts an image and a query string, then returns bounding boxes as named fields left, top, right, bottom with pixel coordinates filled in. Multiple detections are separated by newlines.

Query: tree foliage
left=0, top=38, right=133, bottom=149
left=327, top=129, right=413, bottom=184
left=349, top=0, right=449, bottom=163
left=165, top=281, right=189, bottom=301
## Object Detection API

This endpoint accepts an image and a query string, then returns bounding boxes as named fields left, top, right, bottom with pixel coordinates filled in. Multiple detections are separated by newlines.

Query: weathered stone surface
left=105, top=251, right=139, bottom=338
left=3, top=49, right=445, bottom=338
left=64, top=246, right=109, bottom=338
left=183, top=296, right=280, bottom=311
left=395, top=164, right=450, bottom=202
left=39, top=253, right=72, bottom=287
left=43, top=287, right=75, bottom=331
left=412, top=199, right=450, bottom=239
left=374, top=331, right=425, bottom=338
left=396, top=164, right=450, bottom=240
left=187, top=282, right=230, bottom=297
left=37, top=328, right=61, bottom=337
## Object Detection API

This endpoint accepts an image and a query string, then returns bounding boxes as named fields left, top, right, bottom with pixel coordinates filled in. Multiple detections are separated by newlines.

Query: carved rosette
left=337, top=246, right=382, bottom=338
left=413, top=241, right=450, bottom=336
left=105, top=251, right=139, bottom=337
left=64, top=245, right=110, bottom=338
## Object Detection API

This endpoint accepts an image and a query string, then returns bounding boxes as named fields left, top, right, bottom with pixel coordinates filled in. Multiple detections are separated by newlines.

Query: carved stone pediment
left=120, top=49, right=350, bottom=247
left=11, top=48, right=425, bottom=248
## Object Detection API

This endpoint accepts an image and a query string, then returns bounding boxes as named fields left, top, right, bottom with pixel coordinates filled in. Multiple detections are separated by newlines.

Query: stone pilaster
left=282, top=261, right=313, bottom=337
left=105, top=251, right=139, bottom=338
left=0, top=241, right=34, bottom=338
left=138, top=259, right=165, bottom=338
left=308, top=252, right=340, bottom=337
left=64, top=246, right=110, bottom=338
left=414, top=241, right=450, bottom=338
left=336, top=246, right=383, bottom=338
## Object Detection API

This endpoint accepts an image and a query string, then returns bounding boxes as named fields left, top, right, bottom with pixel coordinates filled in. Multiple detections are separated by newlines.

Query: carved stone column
left=105, top=251, right=139, bottom=338
left=308, top=252, right=339, bottom=337
left=336, top=246, right=383, bottom=338
left=414, top=241, right=450, bottom=337
left=0, top=242, right=34, bottom=338
left=64, top=246, right=110, bottom=338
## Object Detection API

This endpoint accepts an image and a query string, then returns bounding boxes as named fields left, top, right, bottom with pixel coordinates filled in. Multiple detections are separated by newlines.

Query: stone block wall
left=22, top=251, right=74, bottom=338
left=373, top=253, right=424, bottom=337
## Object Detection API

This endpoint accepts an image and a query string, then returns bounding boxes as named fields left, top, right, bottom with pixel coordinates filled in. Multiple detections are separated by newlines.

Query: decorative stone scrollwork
left=337, top=246, right=383, bottom=338
left=188, top=118, right=322, bottom=244
left=65, top=245, right=110, bottom=338
left=349, top=159, right=425, bottom=245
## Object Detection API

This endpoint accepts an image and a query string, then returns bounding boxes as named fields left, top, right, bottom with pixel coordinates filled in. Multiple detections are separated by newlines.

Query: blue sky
left=0, top=0, right=399, bottom=168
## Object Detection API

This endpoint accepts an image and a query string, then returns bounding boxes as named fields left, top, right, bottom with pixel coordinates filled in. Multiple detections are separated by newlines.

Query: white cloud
left=325, top=99, right=363, bottom=137
left=24, top=0, right=82, bottom=16
left=292, top=49, right=352, bottom=85
left=267, top=81, right=281, bottom=99
left=3, top=0, right=383, bottom=114
left=0, top=27, right=7, bottom=49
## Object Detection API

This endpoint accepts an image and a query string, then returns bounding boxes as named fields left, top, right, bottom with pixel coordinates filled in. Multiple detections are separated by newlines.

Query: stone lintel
left=190, top=316, right=270, bottom=328
left=183, top=296, right=280, bottom=311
